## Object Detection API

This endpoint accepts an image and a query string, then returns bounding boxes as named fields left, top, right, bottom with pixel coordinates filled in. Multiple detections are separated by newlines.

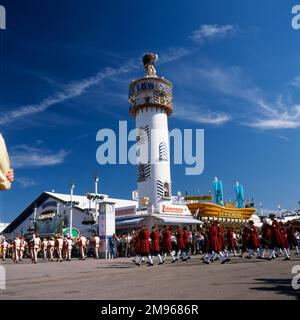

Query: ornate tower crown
left=128, top=54, right=173, bottom=118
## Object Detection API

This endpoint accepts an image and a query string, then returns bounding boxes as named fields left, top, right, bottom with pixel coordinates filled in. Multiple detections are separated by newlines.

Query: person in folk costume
left=280, top=223, right=291, bottom=260
left=31, top=233, right=41, bottom=264
left=226, top=227, right=236, bottom=257
left=239, top=224, right=251, bottom=258
left=65, top=236, right=73, bottom=261
left=42, top=238, right=48, bottom=261
left=182, top=227, right=191, bottom=261
left=245, top=220, right=260, bottom=258
left=203, top=221, right=227, bottom=264
left=78, top=233, right=87, bottom=260
left=55, top=234, right=64, bottom=262
left=12, top=235, right=21, bottom=263
left=19, top=236, right=27, bottom=261
left=268, top=213, right=290, bottom=260
left=91, top=234, right=100, bottom=259
left=162, top=225, right=176, bottom=263
left=62, top=236, right=68, bottom=260
left=48, top=237, right=55, bottom=261
left=132, top=229, right=141, bottom=264
left=150, top=225, right=163, bottom=264
left=201, top=224, right=210, bottom=261
left=216, top=223, right=230, bottom=261
left=258, top=219, right=272, bottom=259
left=1, top=236, right=8, bottom=261
left=175, top=226, right=185, bottom=261
left=136, top=225, right=153, bottom=266
left=286, top=221, right=299, bottom=254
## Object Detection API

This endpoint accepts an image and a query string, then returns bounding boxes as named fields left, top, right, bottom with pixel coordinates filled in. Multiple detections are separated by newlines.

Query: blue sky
left=0, top=0, right=300, bottom=221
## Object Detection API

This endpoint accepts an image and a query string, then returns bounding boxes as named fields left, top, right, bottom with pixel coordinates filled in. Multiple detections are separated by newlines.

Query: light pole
left=63, top=179, right=79, bottom=238
left=94, top=173, right=99, bottom=221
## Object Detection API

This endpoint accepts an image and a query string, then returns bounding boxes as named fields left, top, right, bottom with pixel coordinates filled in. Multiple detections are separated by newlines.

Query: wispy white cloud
left=180, top=64, right=300, bottom=130
left=0, top=47, right=192, bottom=126
left=175, top=105, right=231, bottom=125
left=10, top=145, right=70, bottom=168
left=190, top=24, right=237, bottom=43
left=0, top=63, right=138, bottom=126
left=158, top=47, right=192, bottom=64
left=15, top=177, right=37, bottom=188
left=290, top=76, right=300, bottom=88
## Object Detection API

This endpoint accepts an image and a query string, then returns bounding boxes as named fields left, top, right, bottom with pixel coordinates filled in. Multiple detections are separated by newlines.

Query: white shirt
left=67, top=239, right=73, bottom=249
left=33, top=237, right=41, bottom=248
left=94, top=236, right=100, bottom=246
left=2, top=240, right=8, bottom=249
left=48, top=240, right=55, bottom=247
left=56, top=238, right=64, bottom=248
left=80, top=236, right=87, bottom=246
left=14, top=238, right=21, bottom=249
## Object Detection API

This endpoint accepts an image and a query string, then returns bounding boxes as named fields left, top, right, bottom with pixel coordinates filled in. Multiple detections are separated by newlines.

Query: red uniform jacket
left=217, top=226, right=226, bottom=251
left=139, top=229, right=150, bottom=255
left=176, top=231, right=185, bottom=250
left=162, top=229, right=172, bottom=252
left=280, top=227, right=289, bottom=249
left=249, top=226, right=260, bottom=249
left=134, top=233, right=141, bottom=254
left=208, top=225, right=220, bottom=253
left=226, top=229, right=235, bottom=250
left=150, top=230, right=160, bottom=253
left=183, top=231, right=190, bottom=249
left=272, top=220, right=284, bottom=248
left=242, top=227, right=250, bottom=249
left=287, top=225, right=298, bottom=246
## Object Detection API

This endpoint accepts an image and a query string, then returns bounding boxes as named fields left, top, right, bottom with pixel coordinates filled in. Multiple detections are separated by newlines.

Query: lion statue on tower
left=143, top=53, right=158, bottom=78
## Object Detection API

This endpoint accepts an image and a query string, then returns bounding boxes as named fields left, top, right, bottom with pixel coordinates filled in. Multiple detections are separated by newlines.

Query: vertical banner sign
left=234, top=185, right=244, bottom=208
left=213, top=180, right=224, bottom=206
left=98, top=201, right=115, bottom=259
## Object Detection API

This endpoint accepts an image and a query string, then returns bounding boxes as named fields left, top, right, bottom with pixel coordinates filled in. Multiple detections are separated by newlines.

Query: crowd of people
left=0, top=232, right=100, bottom=263
left=0, top=213, right=299, bottom=266
left=129, top=213, right=299, bottom=266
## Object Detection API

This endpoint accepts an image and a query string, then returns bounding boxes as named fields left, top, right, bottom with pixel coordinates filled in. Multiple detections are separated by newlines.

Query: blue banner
left=234, top=185, right=244, bottom=208
left=213, top=180, right=224, bottom=206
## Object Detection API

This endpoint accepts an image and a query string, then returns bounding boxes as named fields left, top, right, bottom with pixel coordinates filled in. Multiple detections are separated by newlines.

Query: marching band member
left=136, top=225, right=153, bottom=266
left=78, top=233, right=87, bottom=260
left=245, top=221, right=260, bottom=258
left=258, top=219, right=272, bottom=259
left=19, top=236, right=27, bottom=261
left=132, top=229, right=141, bottom=264
left=48, top=237, right=55, bottom=261
left=42, top=238, right=48, bottom=260
left=66, top=236, right=73, bottom=261
left=280, top=223, right=291, bottom=260
left=162, top=225, right=176, bottom=263
left=268, top=214, right=290, bottom=260
left=150, top=225, right=163, bottom=264
left=226, top=227, right=236, bottom=257
left=32, top=233, right=41, bottom=264
left=239, top=224, right=250, bottom=258
left=91, top=234, right=100, bottom=259
left=12, top=235, right=21, bottom=263
left=55, top=234, right=64, bottom=262
left=204, top=221, right=227, bottom=264
left=217, top=224, right=229, bottom=261
left=287, top=222, right=299, bottom=255
left=176, top=227, right=185, bottom=261
left=1, top=236, right=8, bottom=261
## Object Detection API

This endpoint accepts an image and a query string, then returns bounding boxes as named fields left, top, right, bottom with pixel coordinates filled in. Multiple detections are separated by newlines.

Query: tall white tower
left=128, top=53, right=173, bottom=211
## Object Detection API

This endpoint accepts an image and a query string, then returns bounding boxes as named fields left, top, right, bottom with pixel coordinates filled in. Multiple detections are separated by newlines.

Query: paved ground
left=0, top=255, right=299, bottom=300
